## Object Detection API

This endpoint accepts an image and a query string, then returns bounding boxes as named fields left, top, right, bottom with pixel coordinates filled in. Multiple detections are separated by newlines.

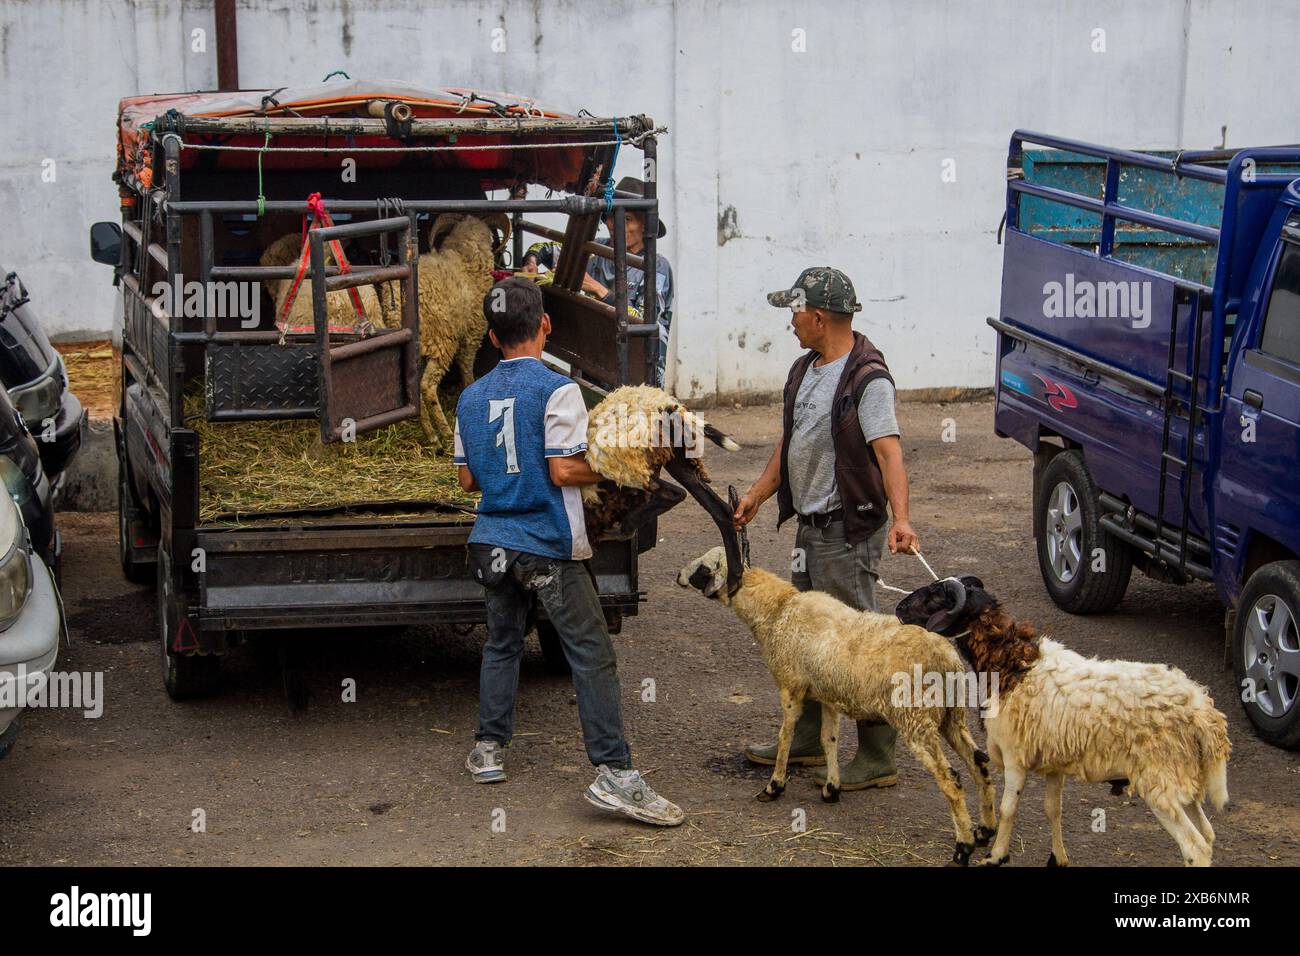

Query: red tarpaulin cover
left=116, top=79, right=610, bottom=193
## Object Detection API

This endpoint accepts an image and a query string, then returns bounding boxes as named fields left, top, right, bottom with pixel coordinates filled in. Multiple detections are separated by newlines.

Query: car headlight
left=9, top=372, right=61, bottom=428
left=0, top=492, right=29, bottom=629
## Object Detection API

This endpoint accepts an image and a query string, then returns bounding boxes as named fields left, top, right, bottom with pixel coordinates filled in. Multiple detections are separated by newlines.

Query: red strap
left=277, top=192, right=367, bottom=330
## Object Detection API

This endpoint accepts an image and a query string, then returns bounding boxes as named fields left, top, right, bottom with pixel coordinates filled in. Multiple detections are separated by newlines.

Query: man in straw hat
left=581, top=177, right=674, bottom=386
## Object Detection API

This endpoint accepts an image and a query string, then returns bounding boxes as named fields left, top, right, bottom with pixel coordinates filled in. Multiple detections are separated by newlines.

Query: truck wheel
left=1035, top=451, right=1132, bottom=614
left=1233, top=561, right=1300, bottom=749
left=534, top=621, right=571, bottom=676
left=118, top=456, right=153, bottom=586
left=157, top=548, right=220, bottom=700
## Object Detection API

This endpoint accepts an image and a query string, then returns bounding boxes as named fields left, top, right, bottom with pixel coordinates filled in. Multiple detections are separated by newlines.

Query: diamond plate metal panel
left=205, top=342, right=320, bottom=416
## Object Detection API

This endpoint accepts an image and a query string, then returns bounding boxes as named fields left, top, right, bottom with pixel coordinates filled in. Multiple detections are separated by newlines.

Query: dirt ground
left=2, top=399, right=1297, bottom=867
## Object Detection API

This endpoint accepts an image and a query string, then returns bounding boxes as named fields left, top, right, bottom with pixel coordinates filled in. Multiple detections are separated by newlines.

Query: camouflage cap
left=766, top=266, right=863, bottom=313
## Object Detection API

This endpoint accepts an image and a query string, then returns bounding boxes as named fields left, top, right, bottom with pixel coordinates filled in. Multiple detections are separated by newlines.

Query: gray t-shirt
left=787, top=353, right=900, bottom=516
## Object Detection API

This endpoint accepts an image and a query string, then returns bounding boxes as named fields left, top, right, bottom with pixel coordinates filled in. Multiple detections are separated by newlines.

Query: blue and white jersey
left=454, top=357, right=592, bottom=560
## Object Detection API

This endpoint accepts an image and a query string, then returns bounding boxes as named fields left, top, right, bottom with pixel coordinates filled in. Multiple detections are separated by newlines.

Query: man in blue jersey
left=453, top=277, right=683, bottom=827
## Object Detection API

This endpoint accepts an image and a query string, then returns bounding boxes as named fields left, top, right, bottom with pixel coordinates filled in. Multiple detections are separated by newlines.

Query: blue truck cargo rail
left=991, top=130, right=1300, bottom=748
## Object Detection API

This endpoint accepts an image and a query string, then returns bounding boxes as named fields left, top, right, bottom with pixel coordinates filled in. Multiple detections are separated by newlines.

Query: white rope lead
left=875, top=547, right=944, bottom=598
left=910, top=546, right=940, bottom=581
left=876, top=580, right=913, bottom=596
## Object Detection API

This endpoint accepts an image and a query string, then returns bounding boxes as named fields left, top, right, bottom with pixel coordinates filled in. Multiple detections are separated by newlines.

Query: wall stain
left=717, top=204, right=740, bottom=246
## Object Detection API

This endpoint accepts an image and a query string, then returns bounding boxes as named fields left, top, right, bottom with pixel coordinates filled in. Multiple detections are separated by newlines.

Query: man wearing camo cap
left=733, top=266, right=919, bottom=793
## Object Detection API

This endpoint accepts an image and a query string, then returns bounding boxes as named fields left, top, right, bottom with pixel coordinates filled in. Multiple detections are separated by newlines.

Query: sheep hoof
left=948, top=842, right=975, bottom=866
left=1046, top=852, right=1068, bottom=867
left=756, top=781, right=785, bottom=802
left=977, top=854, right=1009, bottom=868
left=973, top=824, right=996, bottom=847
left=820, top=783, right=840, bottom=803
left=1107, top=778, right=1129, bottom=796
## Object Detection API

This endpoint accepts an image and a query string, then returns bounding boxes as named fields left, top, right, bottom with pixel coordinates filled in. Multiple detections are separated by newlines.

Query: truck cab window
left=1261, top=241, right=1300, bottom=365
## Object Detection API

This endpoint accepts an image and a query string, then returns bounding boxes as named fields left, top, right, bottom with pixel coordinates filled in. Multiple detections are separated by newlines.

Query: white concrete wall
left=2, top=0, right=1298, bottom=401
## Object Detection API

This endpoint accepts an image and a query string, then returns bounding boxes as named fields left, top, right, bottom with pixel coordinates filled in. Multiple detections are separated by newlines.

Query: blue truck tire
left=1232, top=561, right=1300, bottom=749
left=1035, top=451, right=1133, bottom=614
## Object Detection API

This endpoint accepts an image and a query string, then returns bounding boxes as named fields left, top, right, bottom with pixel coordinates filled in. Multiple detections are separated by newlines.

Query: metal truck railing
left=114, top=131, right=664, bottom=448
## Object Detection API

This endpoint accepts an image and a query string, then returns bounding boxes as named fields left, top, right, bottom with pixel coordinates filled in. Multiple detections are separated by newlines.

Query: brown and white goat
left=896, top=576, right=1232, bottom=867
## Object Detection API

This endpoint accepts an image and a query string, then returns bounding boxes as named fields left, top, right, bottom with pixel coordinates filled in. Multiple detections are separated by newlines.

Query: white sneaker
left=583, top=765, right=684, bottom=826
left=466, top=741, right=506, bottom=784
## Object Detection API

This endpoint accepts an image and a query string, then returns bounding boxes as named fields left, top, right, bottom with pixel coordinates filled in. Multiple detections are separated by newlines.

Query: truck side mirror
left=90, top=221, right=122, bottom=266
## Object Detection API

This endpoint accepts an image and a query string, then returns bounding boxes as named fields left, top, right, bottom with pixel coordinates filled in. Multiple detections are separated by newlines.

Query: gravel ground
left=2, top=399, right=1297, bottom=867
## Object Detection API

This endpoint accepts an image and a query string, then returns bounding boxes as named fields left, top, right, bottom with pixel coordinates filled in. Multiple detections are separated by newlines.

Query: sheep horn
left=479, top=212, right=513, bottom=256
left=728, top=484, right=751, bottom=569
left=664, top=447, right=744, bottom=596
left=921, top=577, right=969, bottom=635
left=941, top=576, right=967, bottom=617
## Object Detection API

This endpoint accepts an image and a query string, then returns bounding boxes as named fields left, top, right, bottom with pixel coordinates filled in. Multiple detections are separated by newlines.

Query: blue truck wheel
left=1233, top=561, right=1300, bottom=749
left=1035, top=451, right=1133, bottom=614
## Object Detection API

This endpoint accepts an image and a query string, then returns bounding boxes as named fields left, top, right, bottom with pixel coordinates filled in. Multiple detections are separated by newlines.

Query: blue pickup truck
left=991, top=131, right=1300, bottom=749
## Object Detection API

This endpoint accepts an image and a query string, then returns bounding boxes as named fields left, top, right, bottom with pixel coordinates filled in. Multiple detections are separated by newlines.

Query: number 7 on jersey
left=488, top=398, right=520, bottom=474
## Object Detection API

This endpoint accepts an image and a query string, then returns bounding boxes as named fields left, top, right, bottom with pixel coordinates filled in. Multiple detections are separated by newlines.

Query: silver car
left=0, top=491, right=62, bottom=758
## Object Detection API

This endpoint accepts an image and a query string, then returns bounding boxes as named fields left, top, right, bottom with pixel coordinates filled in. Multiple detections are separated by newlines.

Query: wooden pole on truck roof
left=215, top=0, right=239, bottom=91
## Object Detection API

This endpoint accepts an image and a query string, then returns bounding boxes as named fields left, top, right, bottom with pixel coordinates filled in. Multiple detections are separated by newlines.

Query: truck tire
left=118, top=455, right=153, bottom=586
left=157, top=548, right=221, bottom=700
left=534, top=621, right=571, bottom=676
left=1035, top=451, right=1132, bottom=614
left=1233, top=561, right=1300, bottom=749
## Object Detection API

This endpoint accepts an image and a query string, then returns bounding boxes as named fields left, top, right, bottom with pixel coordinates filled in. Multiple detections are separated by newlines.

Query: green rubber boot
left=814, top=721, right=898, bottom=790
left=743, top=705, right=825, bottom=766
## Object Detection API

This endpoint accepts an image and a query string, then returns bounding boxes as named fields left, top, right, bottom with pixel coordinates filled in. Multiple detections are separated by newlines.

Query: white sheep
left=258, top=232, right=396, bottom=334
left=379, top=213, right=507, bottom=450
left=678, top=546, right=999, bottom=865
left=580, top=385, right=739, bottom=542
left=896, top=576, right=1232, bottom=867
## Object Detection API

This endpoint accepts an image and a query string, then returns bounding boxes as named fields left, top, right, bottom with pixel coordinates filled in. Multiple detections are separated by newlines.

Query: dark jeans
left=477, top=552, right=631, bottom=769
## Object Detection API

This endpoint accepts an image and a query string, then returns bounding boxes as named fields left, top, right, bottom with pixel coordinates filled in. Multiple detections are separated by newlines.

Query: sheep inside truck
left=896, top=576, right=1232, bottom=867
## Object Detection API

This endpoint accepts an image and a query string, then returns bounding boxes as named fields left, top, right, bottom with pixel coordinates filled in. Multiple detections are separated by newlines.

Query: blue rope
left=603, top=120, right=621, bottom=216
left=322, top=70, right=351, bottom=81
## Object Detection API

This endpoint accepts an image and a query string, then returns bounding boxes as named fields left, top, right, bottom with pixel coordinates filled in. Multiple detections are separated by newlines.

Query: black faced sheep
left=896, top=576, right=1231, bottom=867
left=677, top=546, right=999, bottom=865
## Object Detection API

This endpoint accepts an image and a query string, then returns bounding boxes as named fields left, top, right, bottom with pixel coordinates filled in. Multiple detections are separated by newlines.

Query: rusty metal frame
left=115, top=124, right=660, bottom=643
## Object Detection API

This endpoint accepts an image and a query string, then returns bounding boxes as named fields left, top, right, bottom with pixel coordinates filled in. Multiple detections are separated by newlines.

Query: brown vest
left=777, top=331, right=894, bottom=545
